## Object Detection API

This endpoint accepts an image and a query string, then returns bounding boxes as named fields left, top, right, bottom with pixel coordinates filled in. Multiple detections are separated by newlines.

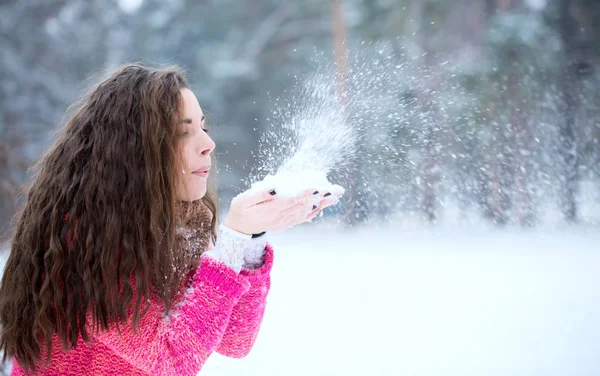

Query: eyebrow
left=180, top=115, right=205, bottom=124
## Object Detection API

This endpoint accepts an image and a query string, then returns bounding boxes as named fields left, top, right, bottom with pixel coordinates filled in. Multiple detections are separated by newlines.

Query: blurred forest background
left=1, top=0, right=600, bottom=237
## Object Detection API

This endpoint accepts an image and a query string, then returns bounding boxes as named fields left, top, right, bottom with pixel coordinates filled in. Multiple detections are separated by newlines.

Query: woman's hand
left=223, top=187, right=343, bottom=235
left=304, top=185, right=345, bottom=223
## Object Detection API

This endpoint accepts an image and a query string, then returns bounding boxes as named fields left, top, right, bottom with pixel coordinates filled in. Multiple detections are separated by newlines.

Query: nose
left=198, top=132, right=216, bottom=156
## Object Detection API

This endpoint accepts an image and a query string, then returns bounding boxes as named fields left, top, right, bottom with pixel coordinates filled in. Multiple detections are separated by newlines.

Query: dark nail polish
left=313, top=191, right=319, bottom=195
left=269, top=189, right=276, bottom=195
left=312, top=204, right=318, bottom=210
left=324, top=192, right=332, bottom=197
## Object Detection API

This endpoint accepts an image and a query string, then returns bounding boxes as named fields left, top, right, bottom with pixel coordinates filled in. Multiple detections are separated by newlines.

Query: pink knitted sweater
left=11, top=244, right=273, bottom=376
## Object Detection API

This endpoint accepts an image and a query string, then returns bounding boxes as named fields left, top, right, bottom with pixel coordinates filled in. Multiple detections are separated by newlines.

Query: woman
left=0, top=65, right=341, bottom=375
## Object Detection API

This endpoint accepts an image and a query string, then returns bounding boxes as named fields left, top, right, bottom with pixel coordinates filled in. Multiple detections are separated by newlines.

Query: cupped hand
left=223, top=188, right=321, bottom=235
left=223, top=186, right=344, bottom=235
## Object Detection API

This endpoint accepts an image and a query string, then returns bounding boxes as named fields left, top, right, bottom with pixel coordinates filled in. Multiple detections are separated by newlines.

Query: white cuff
left=202, top=225, right=249, bottom=273
left=220, top=225, right=252, bottom=240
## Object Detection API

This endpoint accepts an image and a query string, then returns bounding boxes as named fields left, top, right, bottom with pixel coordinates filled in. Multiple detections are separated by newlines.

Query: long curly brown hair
left=0, top=64, right=219, bottom=373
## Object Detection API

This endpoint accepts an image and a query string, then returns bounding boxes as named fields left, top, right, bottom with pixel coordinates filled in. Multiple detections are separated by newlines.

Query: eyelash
left=178, top=128, right=208, bottom=137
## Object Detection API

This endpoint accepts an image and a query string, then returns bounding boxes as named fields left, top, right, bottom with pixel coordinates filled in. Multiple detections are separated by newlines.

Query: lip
left=192, top=165, right=210, bottom=178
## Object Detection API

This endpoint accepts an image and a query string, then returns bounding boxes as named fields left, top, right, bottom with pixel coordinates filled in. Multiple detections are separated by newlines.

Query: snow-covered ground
left=202, top=225, right=600, bottom=376
left=1, top=225, right=599, bottom=375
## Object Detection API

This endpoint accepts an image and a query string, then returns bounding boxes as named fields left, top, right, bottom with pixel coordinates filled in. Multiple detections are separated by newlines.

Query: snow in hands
left=250, top=169, right=345, bottom=199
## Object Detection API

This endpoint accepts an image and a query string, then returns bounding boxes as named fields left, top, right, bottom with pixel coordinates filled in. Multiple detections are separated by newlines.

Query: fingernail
left=312, top=204, right=318, bottom=210
left=324, top=192, right=332, bottom=197
left=269, top=189, right=276, bottom=195
left=313, top=191, right=319, bottom=195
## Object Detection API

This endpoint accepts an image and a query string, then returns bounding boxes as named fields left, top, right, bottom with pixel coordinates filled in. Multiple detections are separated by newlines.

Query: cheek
left=181, top=146, right=193, bottom=171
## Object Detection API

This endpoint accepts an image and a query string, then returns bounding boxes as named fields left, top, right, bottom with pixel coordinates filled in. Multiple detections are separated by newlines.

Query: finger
left=282, top=188, right=322, bottom=207
left=286, top=186, right=344, bottom=225
left=273, top=198, right=316, bottom=229
left=281, top=214, right=300, bottom=231
left=301, top=202, right=321, bottom=221
left=271, top=206, right=306, bottom=232
left=236, top=187, right=278, bottom=208
left=297, top=188, right=323, bottom=198
left=317, top=196, right=338, bottom=210
left=292, top=188, right=324, bottom=206
left=278, top=199, right=313, bottom=220
left=302, top=197, right=336, bottom=223
left=283, top=205, right=313, bottom=229
left=302, top=194, right=337, bottom=216
left=262, top=189, right=321, bottom=211
left=305, top=208, right=321, bottom=222
left=321, top=185, right=345, bottom=199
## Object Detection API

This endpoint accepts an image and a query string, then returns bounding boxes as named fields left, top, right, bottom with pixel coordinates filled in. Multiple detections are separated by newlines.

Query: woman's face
left=175, top=88, right=216, bottom=201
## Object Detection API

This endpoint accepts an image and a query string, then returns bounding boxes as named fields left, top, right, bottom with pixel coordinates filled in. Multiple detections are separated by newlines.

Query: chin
left=177, top=182, right=207, bottom=202
left=193, top=186, right=207, bottom=201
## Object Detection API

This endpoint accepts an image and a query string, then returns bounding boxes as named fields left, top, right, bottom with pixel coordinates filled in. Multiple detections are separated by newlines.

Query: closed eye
left=201, top=115, right=209, bottom=133
left=179, top=118, right=209, bottom=133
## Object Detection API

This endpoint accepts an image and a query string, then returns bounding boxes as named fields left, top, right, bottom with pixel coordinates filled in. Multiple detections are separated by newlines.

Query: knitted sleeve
left=94, top=254, right=251, bottom=376
left=216, top=243, right=273, bottom=358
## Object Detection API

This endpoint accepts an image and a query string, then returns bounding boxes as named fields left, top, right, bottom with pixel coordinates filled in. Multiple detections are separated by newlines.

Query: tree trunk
left=411, top=0, right=439, bottom=223
left=557, top=0, right=582, bottom=223
left=486, top=112, right=510, bottom=225
left=558, top=65, right=579, bottom=222
left=483, top=0, right=526, bottom=225
left=332, top=0, right=349, bottom=104
left=506, top=47, right=535, bottom=226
